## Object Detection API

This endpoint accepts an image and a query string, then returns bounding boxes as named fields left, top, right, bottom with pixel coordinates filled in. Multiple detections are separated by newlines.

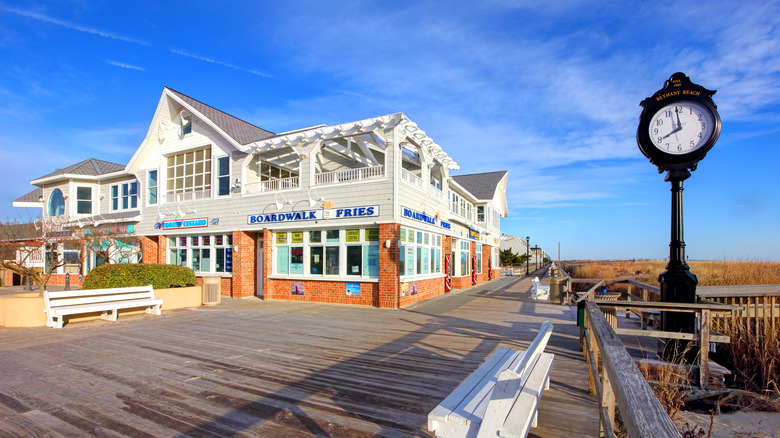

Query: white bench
left=531, top=277, right=549, bottom=300
left=43, top=285, right=162, bottom=328
left=428, top=322, right=554, bottom=438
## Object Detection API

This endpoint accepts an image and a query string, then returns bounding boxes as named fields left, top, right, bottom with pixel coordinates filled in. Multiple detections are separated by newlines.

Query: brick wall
left=232, top=230, right=257, bottom=298
left=378, top=223, right=400, bottom=308
left=269, top=279, right=379, bottom=306
left=138, top=236, right=158, bottom=264
left=399, top=276, right=445, bottom=307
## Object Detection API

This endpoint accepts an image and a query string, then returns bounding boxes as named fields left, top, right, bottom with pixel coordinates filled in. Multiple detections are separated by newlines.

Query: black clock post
left=636, top=73, right=721, bottom=360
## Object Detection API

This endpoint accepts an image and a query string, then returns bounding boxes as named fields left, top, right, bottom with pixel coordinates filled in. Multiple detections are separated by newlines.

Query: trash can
left=549, top=276, right=562, bottom=304
left=577, top=299, right=586, bottom=327
left=201, top=275, right=221, bottom=305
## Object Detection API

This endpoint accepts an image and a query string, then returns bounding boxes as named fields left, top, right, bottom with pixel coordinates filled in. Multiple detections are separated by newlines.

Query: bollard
left=64, top=273, right=71, bottom=291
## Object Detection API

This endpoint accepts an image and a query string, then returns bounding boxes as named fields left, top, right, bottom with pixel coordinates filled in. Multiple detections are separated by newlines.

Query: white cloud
left=106, top=60, right=145, bottom=71
left=170, top=49, right=273, bottom=78
left=1, top=6, right=149, bottom=46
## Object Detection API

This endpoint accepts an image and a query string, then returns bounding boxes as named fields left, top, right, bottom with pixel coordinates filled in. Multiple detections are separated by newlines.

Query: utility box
left=201, top=275, right=221, bottom=305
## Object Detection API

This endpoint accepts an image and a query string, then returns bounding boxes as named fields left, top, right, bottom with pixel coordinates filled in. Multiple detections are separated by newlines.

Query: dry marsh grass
left=562, top=260, right=780, bottom=287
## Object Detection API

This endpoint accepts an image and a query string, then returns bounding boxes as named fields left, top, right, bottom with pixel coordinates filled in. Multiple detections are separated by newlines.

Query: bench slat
left=50, top=299, right=163, bottom=316
left=48, top=292, right=157, bottom=308
left=499, top=352, right=554, bottom=438
left=429, top=348, right=518, bottom=426
left=45, top=286, right=153, bottom=299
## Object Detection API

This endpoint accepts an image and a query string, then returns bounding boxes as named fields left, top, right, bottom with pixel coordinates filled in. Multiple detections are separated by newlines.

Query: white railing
left=163, top=189, right=211, bottom=204
left=430, top=186, right=444, bottom=201
left=246, top=176, right=300, bottom=194
left=315, top=165, right=384, bottom=186
left=401, top=168, right=423, bottom=189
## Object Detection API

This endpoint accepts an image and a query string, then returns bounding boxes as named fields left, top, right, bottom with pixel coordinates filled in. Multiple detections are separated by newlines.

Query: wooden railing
left=315, top=165, right=384, bottom=185
left=245, top=176, right=300, bottom=193
left=698, top=284, right=780, bottom=335
left=581, top=301, right=680, bottom=437
left=400, top=168, right=423, bottom=188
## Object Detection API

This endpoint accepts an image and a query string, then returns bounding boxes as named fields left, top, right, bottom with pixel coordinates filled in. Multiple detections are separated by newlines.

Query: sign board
left=247, top=205, right=379, bottom=225
left=162, top=217, right=208, bottom=230
left=401, top=207, right=451, bottom=230
left=291, top=282, right=305, bottom=295
left=345, top=283, right=361, bottom=297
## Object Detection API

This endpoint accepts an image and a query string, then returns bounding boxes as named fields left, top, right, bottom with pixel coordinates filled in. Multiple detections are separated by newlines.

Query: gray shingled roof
left=167, top=88, right=276, bottom=145
left=14, top=187, right=43, bottom=204
left=451, top=171, right=508, bottom=200
left=34, top=158, right=125, bottom=181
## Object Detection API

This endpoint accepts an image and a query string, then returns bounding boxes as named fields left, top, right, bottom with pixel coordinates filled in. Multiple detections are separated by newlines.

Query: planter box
left=0, top=286, right=203, bottom=328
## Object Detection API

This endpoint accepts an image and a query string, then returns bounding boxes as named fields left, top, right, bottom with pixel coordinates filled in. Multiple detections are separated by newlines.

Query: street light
left=525, top=236, right=530, bottom=276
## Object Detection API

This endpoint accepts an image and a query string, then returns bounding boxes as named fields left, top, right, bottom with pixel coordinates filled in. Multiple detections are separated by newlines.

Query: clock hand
left=675, top=107, right=682, bottom=131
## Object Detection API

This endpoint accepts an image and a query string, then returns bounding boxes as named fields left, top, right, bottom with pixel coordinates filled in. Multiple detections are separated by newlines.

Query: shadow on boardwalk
left=0, top=270, right=598, bottom=437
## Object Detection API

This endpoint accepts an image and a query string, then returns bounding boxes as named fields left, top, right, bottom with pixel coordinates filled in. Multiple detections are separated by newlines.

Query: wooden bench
left=43, top=285, right=163, bottom=329
left=428, top=322, right=554, bottom=438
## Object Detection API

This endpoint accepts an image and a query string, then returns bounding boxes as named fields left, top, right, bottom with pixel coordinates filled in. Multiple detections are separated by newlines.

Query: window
left=400, top=227, right=441, bottom=277
left=111, top=182, right=138, bottom=211
left=458, top=239, right=470, bottom=277
left=181, top=112, right=192, bottom=135
left=477, top=206, right=485, bottom=223
left=476, top=243, right=483, bottom=274
left=275, top=228, right=379, bottom=278
left=169, top=234, right=232, bottom=274
left=48, top=189, right=65, bottom=217
left=76, top=187, right=92, bottom=214
left=166, top=147, right=211, bottom=198
left=492, top=246, right=500, bottom=268
left=148, top=170, right=158, bottom=205
left=217, top=156, right=230, bottom=196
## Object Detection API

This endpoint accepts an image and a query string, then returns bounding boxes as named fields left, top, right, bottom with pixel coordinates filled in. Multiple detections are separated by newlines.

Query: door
left=256, top=239, right=264, bottom=298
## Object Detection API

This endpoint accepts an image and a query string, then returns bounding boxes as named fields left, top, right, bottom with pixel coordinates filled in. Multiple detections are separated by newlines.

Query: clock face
left=648, top=101, right=715, bottom=155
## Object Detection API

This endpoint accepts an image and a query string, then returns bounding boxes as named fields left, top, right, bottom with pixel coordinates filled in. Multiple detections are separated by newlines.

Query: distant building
left=12, top=87, right=509, bottom=308
left=500, top=234, right=528, bottom=257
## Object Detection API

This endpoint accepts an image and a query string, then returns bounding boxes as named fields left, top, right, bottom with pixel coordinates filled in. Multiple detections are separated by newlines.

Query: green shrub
left=82, top=264, right=197, bottom=290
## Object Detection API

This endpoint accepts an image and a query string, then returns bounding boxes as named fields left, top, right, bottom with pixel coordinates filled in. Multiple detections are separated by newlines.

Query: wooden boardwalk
left=0, top=272, right=599, bottom=437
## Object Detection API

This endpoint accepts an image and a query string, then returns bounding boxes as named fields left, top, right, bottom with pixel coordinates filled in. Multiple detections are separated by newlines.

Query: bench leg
left=101, top=309, right=119, bottom=322
left=531, top=410, right=538, bottom=428
left=51, top=316, right=64, bottom=329
left=147, top=304, right=161, bottom=316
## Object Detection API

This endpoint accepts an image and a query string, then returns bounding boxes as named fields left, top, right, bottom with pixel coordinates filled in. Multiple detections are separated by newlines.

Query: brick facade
left=231, top=230, right=257, bottom=298
left=378, top=223, right=401, bottom=308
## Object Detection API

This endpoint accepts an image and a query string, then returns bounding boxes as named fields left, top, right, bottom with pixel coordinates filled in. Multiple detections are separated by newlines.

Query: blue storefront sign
left=247, top=206, right=379, bottom=225
left=401, top=206, right=451, bottom=230
left=162, top=217, right=209, bottom=230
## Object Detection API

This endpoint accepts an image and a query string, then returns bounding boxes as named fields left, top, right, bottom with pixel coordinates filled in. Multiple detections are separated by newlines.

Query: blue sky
left=1, top=1, right=778, bottom=261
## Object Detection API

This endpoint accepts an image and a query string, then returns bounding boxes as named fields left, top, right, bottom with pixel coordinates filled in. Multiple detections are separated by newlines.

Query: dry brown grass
left=562, top=260, right=780, bottom=287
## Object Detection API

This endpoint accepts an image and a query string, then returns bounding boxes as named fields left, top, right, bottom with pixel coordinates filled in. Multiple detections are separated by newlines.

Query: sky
left=0, top=1, right=778, bottom=261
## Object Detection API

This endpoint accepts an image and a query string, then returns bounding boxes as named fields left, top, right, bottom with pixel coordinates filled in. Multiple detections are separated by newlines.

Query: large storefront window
left=169, top=234, right=232, bottom=274
left=400, top=227, right=441, bottom=278
left=274, top=227, right=378, bottom=278
left=492, top=246, right=500, bottom=268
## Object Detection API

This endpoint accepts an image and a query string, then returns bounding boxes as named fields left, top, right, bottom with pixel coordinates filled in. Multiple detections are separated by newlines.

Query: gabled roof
left=31, top=158, right=125, bottom=184
left=451, top=171, right=508, bottom=200
left=166, top=88, right=275, bottom=145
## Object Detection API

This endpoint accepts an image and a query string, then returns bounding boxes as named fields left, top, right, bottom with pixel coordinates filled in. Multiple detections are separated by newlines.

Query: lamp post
left=525, top=236, right=530, bottom=276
